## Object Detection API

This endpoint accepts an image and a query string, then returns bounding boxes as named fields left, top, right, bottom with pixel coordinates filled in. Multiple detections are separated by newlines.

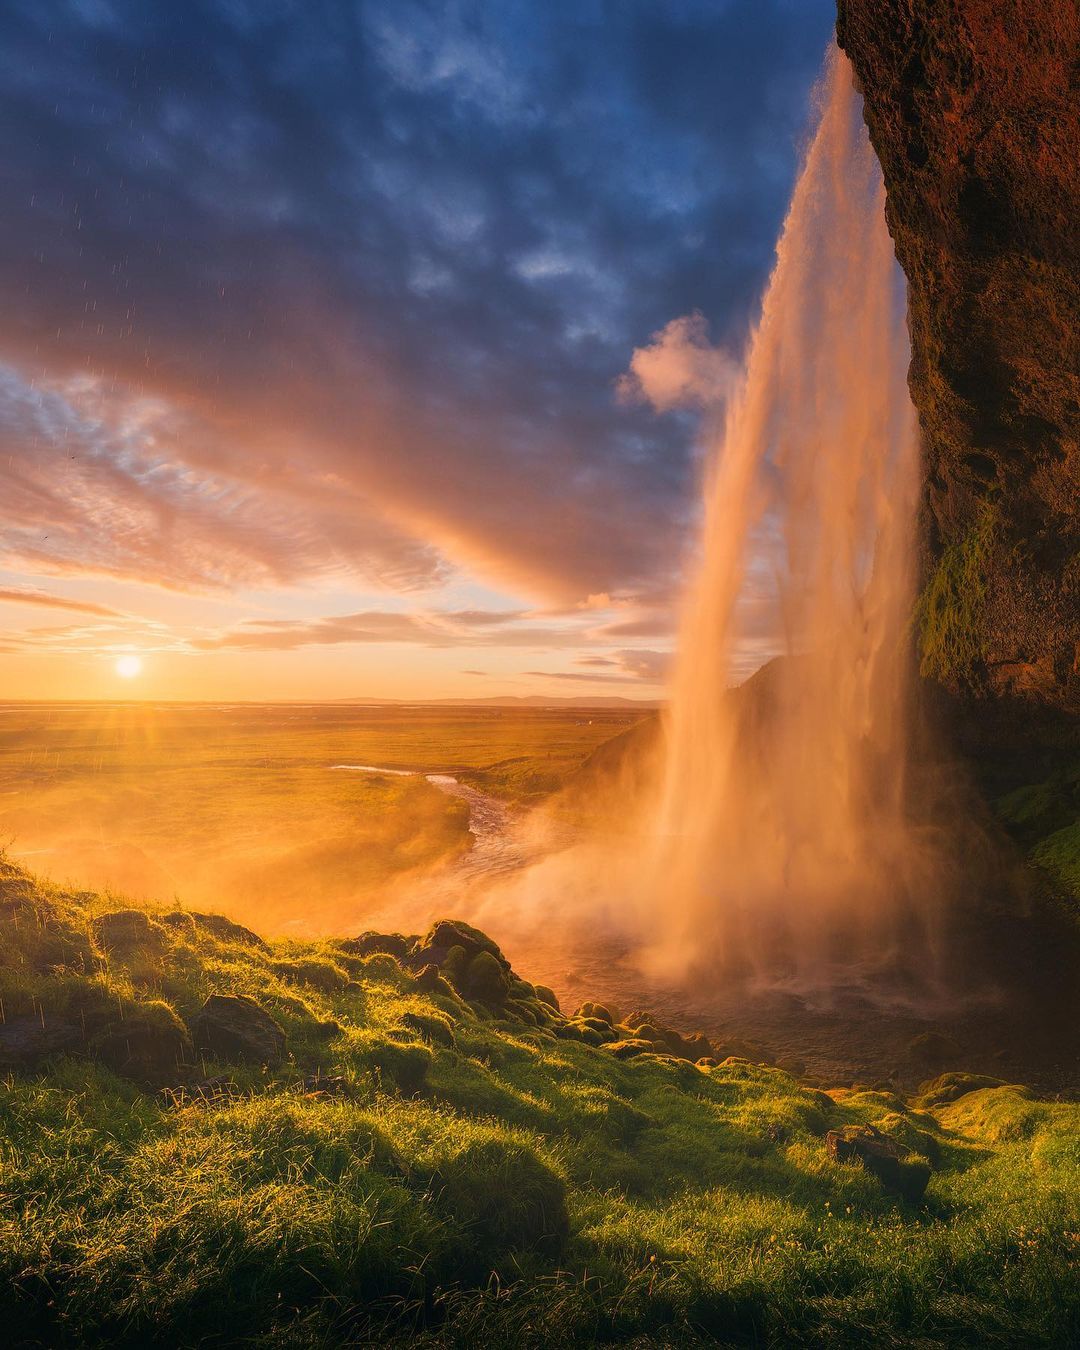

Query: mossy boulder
left=534, top=984, right=559, bottom=1012
left=907, top=1030, right=961, bottom=1070
left=91, top=999, right=193, bottom=1082
left=339, top=931, right=410, bottom=960
left=366, top=1038, right=432, bottom=1093
left=826, top=1124, right=931, bottom=1202
left=575, top=1001, right=614, bottom=1025
left=401, top=1010, right=455, bottom=1048
left=603, top=1038, right=655, bottom=1060
left=917, top=1072, right=1009, bottom=1108
left=461, top=950, right=511, bottom=1006
left=270, top=957, right=350, bottom=992
left=167, top=907, right=270, bottom=950
left=93, top=909, right=168, bottom=956
left=193, top=994, right=286, bottom=1066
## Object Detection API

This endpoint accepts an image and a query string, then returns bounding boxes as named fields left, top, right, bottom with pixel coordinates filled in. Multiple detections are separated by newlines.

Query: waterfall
left=646, top=48, right=940, bottom=994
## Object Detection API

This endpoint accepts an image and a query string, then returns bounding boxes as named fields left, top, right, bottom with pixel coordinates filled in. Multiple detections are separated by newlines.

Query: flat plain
left=0, top=702, right=640, bottom=935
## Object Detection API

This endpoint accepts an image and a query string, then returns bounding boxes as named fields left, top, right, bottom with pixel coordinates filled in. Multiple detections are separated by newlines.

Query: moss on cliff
left=837, top=1, right=1080, bottom=712
left=916, top=499, right=998, bottom=682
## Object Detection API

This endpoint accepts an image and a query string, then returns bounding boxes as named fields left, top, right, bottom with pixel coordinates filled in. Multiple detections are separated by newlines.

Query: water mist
left=645, top=49, right=940, bottom=996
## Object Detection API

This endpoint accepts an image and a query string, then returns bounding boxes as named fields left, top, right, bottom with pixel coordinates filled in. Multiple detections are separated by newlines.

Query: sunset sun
left=114, top=654, right=143, bottom=680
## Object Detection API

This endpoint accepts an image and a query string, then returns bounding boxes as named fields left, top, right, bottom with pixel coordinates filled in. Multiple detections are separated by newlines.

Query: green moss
left=1031, top=821, right=1080, bottom=899
left=0, top=859, right=1078, bottom=1347
left=916, top=501, right=999, bottom=681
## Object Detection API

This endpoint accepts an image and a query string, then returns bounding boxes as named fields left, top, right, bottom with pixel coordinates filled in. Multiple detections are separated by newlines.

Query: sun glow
left=114, top=654, right=143, bottom=679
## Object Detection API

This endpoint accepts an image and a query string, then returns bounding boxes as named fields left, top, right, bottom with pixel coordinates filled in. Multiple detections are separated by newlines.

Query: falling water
left=647, top=49, right=938, bottom=994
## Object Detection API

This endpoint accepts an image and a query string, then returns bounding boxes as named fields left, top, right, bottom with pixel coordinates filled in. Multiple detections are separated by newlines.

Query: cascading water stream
left=645, top=48, right=942, bottom=994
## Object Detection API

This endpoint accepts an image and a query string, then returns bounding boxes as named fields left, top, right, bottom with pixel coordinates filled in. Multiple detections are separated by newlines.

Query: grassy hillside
left=1, top=857, right=1077, bottom=1348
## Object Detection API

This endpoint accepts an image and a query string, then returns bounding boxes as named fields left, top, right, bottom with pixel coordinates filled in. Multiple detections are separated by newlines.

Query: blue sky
left=0, top=0, right=835, bottom=699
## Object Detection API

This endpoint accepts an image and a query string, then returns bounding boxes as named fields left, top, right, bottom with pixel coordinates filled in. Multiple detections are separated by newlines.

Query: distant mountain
left=329, top=694, right=660, bottom=709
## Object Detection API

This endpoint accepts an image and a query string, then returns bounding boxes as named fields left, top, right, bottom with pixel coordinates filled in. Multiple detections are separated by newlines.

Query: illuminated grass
left=0, top=863, right=1077, bottom=1346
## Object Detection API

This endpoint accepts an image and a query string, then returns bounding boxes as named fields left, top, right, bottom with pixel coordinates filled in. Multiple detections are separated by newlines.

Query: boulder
left=420, top=919, right=508, bottom=967
left=575, top=1001, right=614, bottom=1025
left=193, top=994, right=286, bottom=1066
left=166, top=911, right=267, bottom=950
left=401, top=1010, right=455, bottom=1048
left=0, top=1014, right=83, bottom=1070
left=92, top=1000, right=193, bottom=1081
left=917, top=1072, right=1009, bottom=1107
left=534, top=984, right=560, bottom=1012
left=825, top=1124, right=931, bottom=1202
left=907, top=1030, right=961, bottom=1070
left=461, top=950, right=511, bottom=1005
left=413, top=964, right=443, bottom=993
left=339, top=931, right=410, bottom=960
left=603, top=1038, right=655, bottom=1060
left=93, top=909, right=168, bottom=955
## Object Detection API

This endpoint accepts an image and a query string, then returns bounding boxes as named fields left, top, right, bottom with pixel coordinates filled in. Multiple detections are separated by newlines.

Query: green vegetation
left=0, top=703, right=634, bottom=934
left=916, top=500, right=999, bottom=683
left=1, top=859, right=1077, bottom=1347
left=996, top=757, right=1080, bottom=910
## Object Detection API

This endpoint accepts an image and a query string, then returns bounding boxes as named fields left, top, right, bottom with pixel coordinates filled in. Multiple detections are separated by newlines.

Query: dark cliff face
left=837, top=1, right=1079, bottom=714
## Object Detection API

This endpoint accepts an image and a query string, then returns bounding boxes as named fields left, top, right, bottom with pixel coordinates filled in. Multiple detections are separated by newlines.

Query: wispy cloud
left=0, top=587, right=121, bottom=618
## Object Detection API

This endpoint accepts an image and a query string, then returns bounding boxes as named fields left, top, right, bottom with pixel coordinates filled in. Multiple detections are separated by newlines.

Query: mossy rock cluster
left=1, top=856, right=1078, bottom=1347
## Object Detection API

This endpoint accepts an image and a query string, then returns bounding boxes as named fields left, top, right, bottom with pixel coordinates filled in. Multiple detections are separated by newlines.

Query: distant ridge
left=329, top=694, right=660, bottom=709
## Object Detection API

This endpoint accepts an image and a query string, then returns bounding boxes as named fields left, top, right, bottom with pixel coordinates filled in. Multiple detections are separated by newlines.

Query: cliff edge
left=837, top=1, right=1078, bottom=714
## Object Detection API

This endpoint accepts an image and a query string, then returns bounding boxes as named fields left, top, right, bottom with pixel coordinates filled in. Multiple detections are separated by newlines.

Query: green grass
left=1, top=859, right=1077, bottom=1347
left=0, top=703, right=635, bottom=935
left=916, top=501, right=999, bottom=683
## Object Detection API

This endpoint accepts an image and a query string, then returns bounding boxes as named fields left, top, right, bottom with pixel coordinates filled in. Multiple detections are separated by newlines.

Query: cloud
left=530, top=648, right=672, bottom=685
left=617, top=312, right=739, bottom=412
left=0, top=0, right=834, bottom=607
left=0, top=586, right=121, bottom=617
left=191, top=608, right=588, bottom=652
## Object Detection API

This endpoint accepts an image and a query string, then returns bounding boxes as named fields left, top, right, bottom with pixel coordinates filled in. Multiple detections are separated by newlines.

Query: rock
left=270, top=958, right=349, bottom=992
left=421, top=919, right=508, bottom=967
left=825, top=1124, right=931, bottom=1202
left=837, top=2, right=1080, bottom=712
left=575, top=1001, right=615, bottom=1025
left=401, top=1010, right=455, bottom=1048
left=917, top=1072, right=1009, bottom=1107
left=907, top=1030, right=961, bottom=1069
left=91, top=1000, right=193, bottom=1081
left=461, top=950, right=511, bottom=1005
left=533, top=984, right=560, bottom=1012
left=93, top=909, right=168, bottom=955
left=193, top=994, right=286, bottom=1066
left=0, top=1014, right=83, bottom=1070
left=339, top=931, right=410, bottom=960
left=413, top=964, right=443, bottom=993
left=298, top=1073, right=352, bottom=1097
left=776, top=1056, right=807, bottom=1078
left=166, top=911, right=267, bottom=949
left=602, top=1038, right=655, bottom=1060
left=664, top=1030, right=714, bottom=1062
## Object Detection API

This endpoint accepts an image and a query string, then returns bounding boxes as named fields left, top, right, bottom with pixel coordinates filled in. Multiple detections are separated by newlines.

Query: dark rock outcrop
left=826, top=1123, right=931, bottom=1201
left=163, top=910, right=268, bottom=949
left=93, top=909, right=168, bottom=955
left=0, top=1014, right=83, bottom=1070
left=837, top=2, right=1079, bottom=713
left=193, top=994, right=286, bottom=1066
left=91, top=1000, right=193, bottom=1081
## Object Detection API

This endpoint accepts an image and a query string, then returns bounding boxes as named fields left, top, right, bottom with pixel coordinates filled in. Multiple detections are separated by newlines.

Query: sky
left=0, top=0, right=836, bottom=702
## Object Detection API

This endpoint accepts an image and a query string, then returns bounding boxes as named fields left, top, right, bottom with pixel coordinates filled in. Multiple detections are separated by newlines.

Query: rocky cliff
left=837, top=1, right=1079, bottom=714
